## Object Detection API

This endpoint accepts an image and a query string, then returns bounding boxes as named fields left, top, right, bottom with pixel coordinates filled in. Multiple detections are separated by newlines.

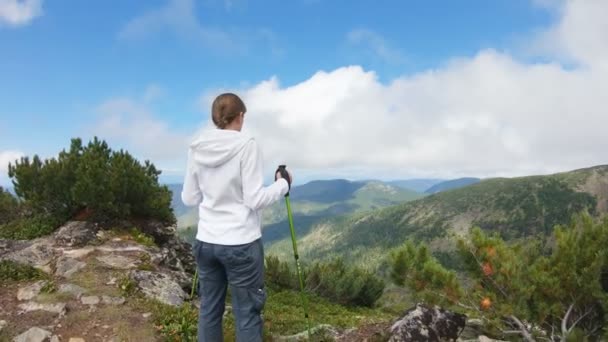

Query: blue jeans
left=193, top=239, right=266, bottom=342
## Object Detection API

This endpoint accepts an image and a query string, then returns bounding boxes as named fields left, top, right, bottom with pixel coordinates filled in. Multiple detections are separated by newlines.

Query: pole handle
left=276, top=165, right=291, bottom=196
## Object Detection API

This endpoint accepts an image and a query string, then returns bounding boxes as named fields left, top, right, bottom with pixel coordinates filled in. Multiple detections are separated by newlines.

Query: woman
left=181, top=93, right=291, bottom=342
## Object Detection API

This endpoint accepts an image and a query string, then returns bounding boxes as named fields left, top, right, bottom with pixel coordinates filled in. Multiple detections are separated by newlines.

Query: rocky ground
left=0, top=220, right=503, bottom=342
left=0, top=221, right=194, bottom=342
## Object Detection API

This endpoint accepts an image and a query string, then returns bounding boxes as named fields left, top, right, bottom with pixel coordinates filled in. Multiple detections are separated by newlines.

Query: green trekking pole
left=277, top=165, right=312, bottom=340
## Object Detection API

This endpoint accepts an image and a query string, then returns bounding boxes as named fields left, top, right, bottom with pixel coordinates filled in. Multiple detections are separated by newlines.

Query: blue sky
left=1, top=0, right=607, bottom=185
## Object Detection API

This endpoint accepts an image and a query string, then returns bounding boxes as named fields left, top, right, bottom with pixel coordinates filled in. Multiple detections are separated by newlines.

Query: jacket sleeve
left=181, top=149, right=203, bottom=207
left=241, top=140, right=289, bottom=211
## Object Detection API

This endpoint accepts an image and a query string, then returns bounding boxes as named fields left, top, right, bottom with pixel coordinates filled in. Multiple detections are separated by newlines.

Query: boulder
left=389, top=303, right=467, bottom=342
left=101, top=296, right=126, bottom=305
left=54, top=221, right=98, bottom=247
left=0, top=319, right=7, bottom=332
left=13, top=327, right=52, bottom=342
left=81, top=296, right=100, bottom=305
left=138, top=220, right=175, bottom=245
left=18, top=302, right=67, bottom=315
left=130, top=270, right=187, bottom=306
left=17, top=281, right=48, bottom=301
left=55, top=256, right=86, bottom=278
left=96, top=255, right=138, bottom=270
left=3, top=238, right=56, bottom=273
left=58, top=284, right=87, bottom=299
left=0, top=239, right=31, bottom=258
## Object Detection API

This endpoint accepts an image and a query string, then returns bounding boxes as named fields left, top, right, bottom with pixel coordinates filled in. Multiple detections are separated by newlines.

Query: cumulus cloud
left=0, top=150, right=23, bottom=185
left=0, top=0, right=43, bottom=27
left=198, top=1, right=608, bottom=179
left=92, top=96, right=194, bottom=176
left=531, top=0, right=608, bottom=70
left=347, top=29, right=406, bottom=64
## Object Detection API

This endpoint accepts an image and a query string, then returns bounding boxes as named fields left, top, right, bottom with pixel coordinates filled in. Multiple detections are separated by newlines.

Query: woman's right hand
left=275, top=169, right=293, bottom=187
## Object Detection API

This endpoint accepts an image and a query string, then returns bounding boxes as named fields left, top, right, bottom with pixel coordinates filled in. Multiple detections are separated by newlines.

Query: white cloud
left=0, top=0, right=43, bottom=27
left=347, top=29, right=405, bottom=64
left=0, top=150, right=23, bottom=185
left=91, top=96, right=195, bottom=175
left=533, top=0, right=608, bottom=71
left=118, top=0, right=277, bottom=55
left=196, top=1, right=608, bottom=179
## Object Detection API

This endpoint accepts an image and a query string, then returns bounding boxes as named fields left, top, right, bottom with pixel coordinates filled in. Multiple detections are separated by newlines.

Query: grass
left=69, top=262, right=123, bottom=297
left=0, top=260, right=47, bottom=282
left=37, top=291, right=74, bottom=304
left=137, top=287, right=391, bottom=342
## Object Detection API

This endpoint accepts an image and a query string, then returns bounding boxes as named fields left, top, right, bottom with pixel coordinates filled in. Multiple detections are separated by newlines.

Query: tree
left=0, top=187, right=19, bottom=225
left=8, top=137, right=175, bottom=225
left=390, top=213, right=608, bottom=341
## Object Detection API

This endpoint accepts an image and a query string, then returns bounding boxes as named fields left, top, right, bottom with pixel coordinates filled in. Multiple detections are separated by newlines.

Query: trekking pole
left=277, top=165, right=312, bottom=340
left=190, top=268, right=198, bottom=300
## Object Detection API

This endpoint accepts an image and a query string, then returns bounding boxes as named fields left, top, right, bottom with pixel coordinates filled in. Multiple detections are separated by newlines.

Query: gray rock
left=459, top=318, right=486, bottom=340
left=130, top=270, right=187, bottom=306
left=55, top=257, right=86, bottom=278
left=61, top=247, right=95, bottom=259
left=13, top=327, right=52, bottom=342
left=4, top=239, right=56, bottom=273
left=58, top=284, right=87, bottom=299
left=101, top=296, right=125, bottom=305
left=96, top=255, right=137, bottom=270
left=54, top=221, right=98, bottom=247
left=18, top=302, right=67, bottom=315
left=0, top=319, right=7, bottom=332
left=0, top=239, right=31, bottom=258
left=50, top=336, right=60, bottom=342
left=389, top=303, right=467, bottom=342
left=17, top=280, right=48, bottom=301
left=142, top=312, right=152, bottom=319
left=138, top=220, right=173, bottom=244
left=81, top=296, right=100, bottom=305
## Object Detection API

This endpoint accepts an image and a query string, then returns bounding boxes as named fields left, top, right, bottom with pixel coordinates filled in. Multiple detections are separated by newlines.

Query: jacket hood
left=189, top=129, right=253, bottom=167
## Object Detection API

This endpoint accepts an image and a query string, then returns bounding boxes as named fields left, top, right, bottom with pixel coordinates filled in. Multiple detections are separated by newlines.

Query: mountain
left=424, top=178, right=481, bottom=194
left=171, top=180, right=425, bottom=244
left=266, top=165, right=608, bottom=268
left=388, top=179, right=445, bottom=193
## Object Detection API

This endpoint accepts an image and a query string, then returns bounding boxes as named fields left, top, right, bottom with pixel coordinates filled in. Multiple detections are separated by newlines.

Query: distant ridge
left=424, top=177, right=480, bottom=194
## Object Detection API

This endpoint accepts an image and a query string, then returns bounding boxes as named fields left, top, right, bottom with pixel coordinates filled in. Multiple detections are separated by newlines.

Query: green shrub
left=129, top=228, right=156, bottom=247
left=266, top=256, right=385, bottom=308
left=0, top=186, right=19, bottom=225
left=0, top=214, right=58, bottom=240
left=8, top=137, right=175, bottom=225
left=118, top=275, right=138, bottom=296
left=265, top=255, right=297, bottom=290
left=0, top=260, right=45, bottom=282
left=306, top=258, right=385, bottom=307
left=390, top=213, right=608, bottom=341
left=152, top=302, right=198, bottom=342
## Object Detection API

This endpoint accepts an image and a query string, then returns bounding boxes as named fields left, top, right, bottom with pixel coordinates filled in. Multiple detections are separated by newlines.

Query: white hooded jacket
left=181, top=128, right=289, bottom=245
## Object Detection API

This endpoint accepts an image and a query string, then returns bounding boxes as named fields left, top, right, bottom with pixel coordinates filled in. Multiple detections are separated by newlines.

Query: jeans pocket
left=225, top=243, right=254, bottom=268
left=249, top=286, right=266, bottom=313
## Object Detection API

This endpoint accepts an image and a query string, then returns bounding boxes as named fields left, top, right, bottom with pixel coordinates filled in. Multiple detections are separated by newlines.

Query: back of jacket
left=181, top=128, right=289, bottom=245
